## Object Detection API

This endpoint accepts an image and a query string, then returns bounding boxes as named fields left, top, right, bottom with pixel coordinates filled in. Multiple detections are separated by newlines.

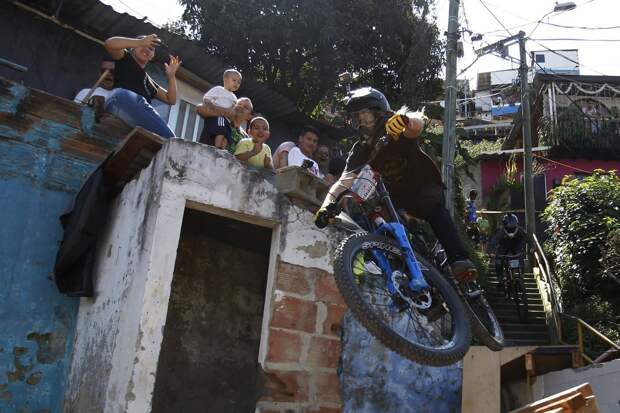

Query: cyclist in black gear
left=490, top=213, right=527, bottom=290
left=314, top=87, right=477, bottom=282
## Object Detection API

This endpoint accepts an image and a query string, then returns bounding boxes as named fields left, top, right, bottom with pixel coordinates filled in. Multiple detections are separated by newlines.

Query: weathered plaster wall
left=0, top=78, right=124, bottom=412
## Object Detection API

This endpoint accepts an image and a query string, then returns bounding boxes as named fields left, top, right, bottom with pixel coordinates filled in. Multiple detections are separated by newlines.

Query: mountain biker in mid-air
left=489, top=213, right=527, bottom=292
left=314, top=87, right=477, bottom=282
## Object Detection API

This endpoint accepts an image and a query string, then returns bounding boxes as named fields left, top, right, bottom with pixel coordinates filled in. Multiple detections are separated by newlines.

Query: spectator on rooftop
left=234, top=116, right=273, bottom=170
left=273, top=141, right=296, bottom=169
left=328, top=151, right=346, bottom=182
left=74, top=59, right=115, bottom=104
left=200, top=97, right=253, bottom=152
left=314, top=144, right=335, bottom=184
left=200, top=69, right=242, bottom=150
left=104, top=34, right=181, bottom=139
left=287, top=126, right=322, bottom=178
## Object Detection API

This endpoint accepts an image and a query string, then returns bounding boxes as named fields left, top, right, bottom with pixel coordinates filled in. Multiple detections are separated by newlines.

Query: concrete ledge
left=275, top=166, right=330, bottom=207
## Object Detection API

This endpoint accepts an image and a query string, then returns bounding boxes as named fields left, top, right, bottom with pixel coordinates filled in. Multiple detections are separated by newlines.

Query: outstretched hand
left=138, top=34, right=161, bottom=48
left=164, top=55, right=182, bottom=78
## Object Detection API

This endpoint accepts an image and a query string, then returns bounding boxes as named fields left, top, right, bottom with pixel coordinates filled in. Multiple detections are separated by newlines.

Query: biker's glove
left=385, top=114, right=408, bottom=138
left=314, top=203, right=340, bottom=229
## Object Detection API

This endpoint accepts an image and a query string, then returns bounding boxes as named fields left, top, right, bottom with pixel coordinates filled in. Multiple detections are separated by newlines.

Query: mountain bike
left=496, top=253, right=529, bottom=323
left=429, top=242, right=504, bottom=351
left=318, top=165, right=474, bottom=366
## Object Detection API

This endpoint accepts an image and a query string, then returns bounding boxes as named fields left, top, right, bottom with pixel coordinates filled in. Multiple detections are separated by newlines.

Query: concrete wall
left=532, top=359, right=620, bottom=413
left=0, top=78, right=125, bottom=411
left=63, top=140, right=346, bottom=412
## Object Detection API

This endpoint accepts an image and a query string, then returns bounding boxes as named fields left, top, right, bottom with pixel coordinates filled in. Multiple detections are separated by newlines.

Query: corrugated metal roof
left=16, top=0, right=348, bottom=139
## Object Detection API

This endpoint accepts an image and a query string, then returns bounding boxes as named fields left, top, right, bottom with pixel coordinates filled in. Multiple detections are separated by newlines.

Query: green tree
left=542, top=170, right=620, bottom=340
left=176, top=0, right=444, bottom=113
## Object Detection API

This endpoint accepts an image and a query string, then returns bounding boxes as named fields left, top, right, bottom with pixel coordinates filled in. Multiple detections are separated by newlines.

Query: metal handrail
left=531, top=233, right=563, bottom=341
left=560, top=313, right=620, bottom=366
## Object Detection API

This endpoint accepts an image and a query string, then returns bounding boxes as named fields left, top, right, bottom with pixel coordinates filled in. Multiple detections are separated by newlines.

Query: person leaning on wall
left=104, top=34, right=181, bottom=138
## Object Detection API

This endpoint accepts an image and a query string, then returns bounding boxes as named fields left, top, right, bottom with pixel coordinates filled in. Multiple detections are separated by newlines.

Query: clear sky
left=101, top=0, right=620, bottom=89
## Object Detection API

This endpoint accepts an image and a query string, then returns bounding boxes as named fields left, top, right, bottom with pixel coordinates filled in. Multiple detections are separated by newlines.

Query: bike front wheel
left=333, top=232, right=471, bottom=366
left=462, top=284, right=505, bottom=351
left=514, top=272, right=529, bottom=323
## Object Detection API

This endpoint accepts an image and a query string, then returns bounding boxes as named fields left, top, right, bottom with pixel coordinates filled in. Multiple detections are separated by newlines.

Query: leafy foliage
left=176, top=0, right=444, bottom=113
left=542, top=170, right=620, bottom=339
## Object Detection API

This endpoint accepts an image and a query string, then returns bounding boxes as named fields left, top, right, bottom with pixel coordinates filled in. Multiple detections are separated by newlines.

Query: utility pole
left=518, top=33, right=536, bottom=241
left=475, top=31, right=536, bottom=241
left=442, top=0, right=460, bottom=218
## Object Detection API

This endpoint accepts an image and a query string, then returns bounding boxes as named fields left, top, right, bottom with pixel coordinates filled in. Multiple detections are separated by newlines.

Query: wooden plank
left=102, top=127, right=165, bottom=186
left=510, top=383, right=594, bottom=413
left=533, top=393, right=587, bottom=412
left=20, top=87, right=83, bottom=129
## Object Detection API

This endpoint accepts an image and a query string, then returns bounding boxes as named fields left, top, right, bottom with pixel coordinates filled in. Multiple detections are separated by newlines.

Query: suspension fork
left=372, top=222, right=430, bottom=292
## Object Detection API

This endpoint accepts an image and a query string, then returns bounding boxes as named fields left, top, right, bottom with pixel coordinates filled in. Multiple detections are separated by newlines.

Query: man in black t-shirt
left=315, top=87, right=477, bottom=282
left=104, top=34, right=182, bottom=138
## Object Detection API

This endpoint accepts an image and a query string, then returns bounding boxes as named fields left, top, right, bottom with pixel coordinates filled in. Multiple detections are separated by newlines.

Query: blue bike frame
left=369, top=178, right=430, bottom=294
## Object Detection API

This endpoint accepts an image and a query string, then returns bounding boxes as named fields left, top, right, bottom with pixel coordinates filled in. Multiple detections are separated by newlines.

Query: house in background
left=460, top=72, right=620, bottom=237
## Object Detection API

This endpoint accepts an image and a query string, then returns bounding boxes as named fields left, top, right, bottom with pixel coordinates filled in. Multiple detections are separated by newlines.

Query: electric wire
left=478, top=0, right=513, bottom=36
left=532, top=38, right=620, bottom=42
left=540, top=22, right=620, bottom=30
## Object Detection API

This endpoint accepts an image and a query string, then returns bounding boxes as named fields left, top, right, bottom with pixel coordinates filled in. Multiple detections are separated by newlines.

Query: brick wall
left=257, top=260, right=347, bottom=413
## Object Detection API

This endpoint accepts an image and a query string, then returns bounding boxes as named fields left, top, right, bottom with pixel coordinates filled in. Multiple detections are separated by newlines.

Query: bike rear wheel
left=461, top=284, right=505, bottom=351
left=514, top=272, right=529, bottom=323
left=334, top=232, right=471, bottom=366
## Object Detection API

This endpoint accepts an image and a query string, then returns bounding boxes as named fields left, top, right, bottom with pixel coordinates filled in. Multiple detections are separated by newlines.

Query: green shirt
left=228, top=127, right=248, bottom=155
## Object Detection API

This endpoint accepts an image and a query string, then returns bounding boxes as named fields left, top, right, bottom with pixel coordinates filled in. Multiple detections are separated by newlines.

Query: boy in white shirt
left=199, top=69, right=242, bottom=149
left=287, top=126, right=323, bottom=178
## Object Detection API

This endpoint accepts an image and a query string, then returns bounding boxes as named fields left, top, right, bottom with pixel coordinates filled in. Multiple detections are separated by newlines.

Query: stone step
left=500, top=323, right=549, bottom=332
left=502, top=329, right=550, bottom=339
left=495, top=312, right=546, bottom=323
left=505, top=337, right=551, bottom=346
left=486, top=278, right=538, bottom=286
left=489, top=302, right=545, bottom=311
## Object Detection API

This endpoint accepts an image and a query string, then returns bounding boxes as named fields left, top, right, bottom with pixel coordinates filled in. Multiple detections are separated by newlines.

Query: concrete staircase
left=485, top=268, right=551, bottom=346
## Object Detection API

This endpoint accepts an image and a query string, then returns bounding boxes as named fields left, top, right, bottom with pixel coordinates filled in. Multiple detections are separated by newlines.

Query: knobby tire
left=333, top=232, right=471, bottom=366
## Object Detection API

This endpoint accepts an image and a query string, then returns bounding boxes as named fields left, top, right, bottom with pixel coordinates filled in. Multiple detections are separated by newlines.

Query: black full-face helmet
left=502, top=213, right=519, bottom=238
left=343, top=87, right=392, bottom=141
left=343, top=87, right=392, bottom=113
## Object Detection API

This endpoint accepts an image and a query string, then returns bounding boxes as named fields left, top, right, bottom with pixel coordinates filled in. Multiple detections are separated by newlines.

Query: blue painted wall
left=0, top=80, right=121, bottom=413
left=339, top=312, right=463, bottom=413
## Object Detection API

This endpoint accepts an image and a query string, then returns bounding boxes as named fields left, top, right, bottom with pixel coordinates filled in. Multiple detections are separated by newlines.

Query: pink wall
left=480, top=157, right=620, bottom=199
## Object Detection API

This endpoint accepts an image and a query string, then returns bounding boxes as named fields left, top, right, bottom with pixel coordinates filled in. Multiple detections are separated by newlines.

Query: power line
left=532, top=38, right=620, bottom=42
left=540, top=22, right=620, bottom=30
left=458, top=54, right=483, bottom=77
left=478, top=0, right=513, bottom=36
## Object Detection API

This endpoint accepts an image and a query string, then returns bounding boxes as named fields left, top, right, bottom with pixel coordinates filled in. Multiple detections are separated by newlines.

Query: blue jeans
left=105, top=88, right=174, bottom=138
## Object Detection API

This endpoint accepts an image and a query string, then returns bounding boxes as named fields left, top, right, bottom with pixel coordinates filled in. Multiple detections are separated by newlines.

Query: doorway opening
left=152, top=208, right=272, bottom=413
